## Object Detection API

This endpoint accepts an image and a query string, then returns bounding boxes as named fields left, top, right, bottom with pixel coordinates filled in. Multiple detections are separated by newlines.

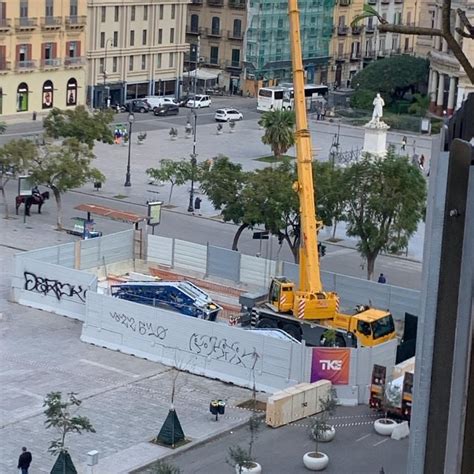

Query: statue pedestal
left=363, top=120, right=390, bottom=156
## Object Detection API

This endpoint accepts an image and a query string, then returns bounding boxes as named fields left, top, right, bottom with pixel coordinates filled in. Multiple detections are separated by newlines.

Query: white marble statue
left=372, top=93, right=385, bottom=122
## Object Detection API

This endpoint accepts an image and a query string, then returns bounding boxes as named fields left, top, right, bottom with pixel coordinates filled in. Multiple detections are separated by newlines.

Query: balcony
left=15, top=17, right=38, bottom=31
left=228, top=30, right=243, bottom=40
left=186, top=26, right=200, bottom=35
left=226, top=60, right=242, bottom=69
left=16, top=60, right=37, bottom=71
left=64, top=56, right=85, bottom=67
left=0, top=61, right=11, bottom=73
left=339, top=0, right=351, bottom=6
left=190, top=0, right=203, bottom=4
left=381, top=0, right=389, bottom=4
left=207, top=0, right=224, bottom=6
left=229, top=0, right=246, bottom=9
left=41, top=58, right=62, bottom=69
left=337, top=26, right=348, bottom=35
left=205, top=27, right=222, bottom=37
left=351, top=25, right=362, bottom=35
left=65, top=15, right=86, bottom=29
left=350, top=52, right=362, bottom=61
left=41, top=16, right=62, bottom=29
left=366, top=25, right=375, bottom=33
left=368, top=0, right=377, bottom=4
left=395, top=0, right=403, bottom=3
left=0, top=18, right=12, bottom=32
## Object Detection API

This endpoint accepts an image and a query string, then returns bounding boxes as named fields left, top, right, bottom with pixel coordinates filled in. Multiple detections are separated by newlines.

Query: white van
left=186, top=95, right=211, bottom=108
left=145, top=96, right=177, bottom=110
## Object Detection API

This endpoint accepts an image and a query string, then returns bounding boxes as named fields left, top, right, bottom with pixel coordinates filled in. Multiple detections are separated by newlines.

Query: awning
left=74, top=204, right=147, bottom=224
left=186, top=68, right=221, bottom=81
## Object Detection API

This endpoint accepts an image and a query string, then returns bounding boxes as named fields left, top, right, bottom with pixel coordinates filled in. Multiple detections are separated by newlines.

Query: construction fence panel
left=388, top=286, right=421, bottom=319
left=12, top=256, right=97, bottom=321
left=240, top=254, right=276, bottom=289
left=82, top=292, right=306, bottom=393
left=173, top=239, right=207, bottom=274
left=18, top=243, right=75, bottom=268
left=147, top=235, right=173, bottom=267
left=206, top=245, right=241, bottom=282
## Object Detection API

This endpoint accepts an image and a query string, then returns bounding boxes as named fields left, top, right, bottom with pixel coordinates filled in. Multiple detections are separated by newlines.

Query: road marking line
left=373, top=438, right=389, bottom=446
left=355, top=434, right=371, bottom=442
left=79, top=359, right=139, bottom=377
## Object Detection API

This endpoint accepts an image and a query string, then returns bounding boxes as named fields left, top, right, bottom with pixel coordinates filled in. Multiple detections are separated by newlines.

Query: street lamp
left=103, top=38, right=113, bottom=109
left=124, top=112, right=135, bottom=187
left=187, top=110, right=198, bottom=212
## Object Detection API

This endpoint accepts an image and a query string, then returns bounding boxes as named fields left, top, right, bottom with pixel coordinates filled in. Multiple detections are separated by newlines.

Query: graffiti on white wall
left=24, top=271, right=88, bottom=303
left=109, top=311, right=168, bottom=341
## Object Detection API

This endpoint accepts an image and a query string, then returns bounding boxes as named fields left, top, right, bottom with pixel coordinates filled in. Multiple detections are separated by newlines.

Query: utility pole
left=193, top=35, right=200, bottom=97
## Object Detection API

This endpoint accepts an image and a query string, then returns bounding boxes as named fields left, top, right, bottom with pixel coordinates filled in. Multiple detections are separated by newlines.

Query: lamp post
left=103, top=38, right=113, bottom=109
left=187, top=110, right=198, bottom=212
left=124, top=112, right=135, bottom=187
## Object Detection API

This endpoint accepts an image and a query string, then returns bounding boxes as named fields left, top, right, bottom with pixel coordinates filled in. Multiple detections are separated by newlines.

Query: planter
left=315, top=425, right=335, bottom=443
left=303, top=452, right=329, bottom=471
left=235, top=461, right=262, bottom=473
left=170, top=136, right=178, bottom=141
left=374, top=418, right=397, bottom=436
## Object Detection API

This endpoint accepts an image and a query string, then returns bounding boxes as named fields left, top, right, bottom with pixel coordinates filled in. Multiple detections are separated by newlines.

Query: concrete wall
left=81, top=292, right=310, bottom=393
left=12, top=257, right=97, bottom=320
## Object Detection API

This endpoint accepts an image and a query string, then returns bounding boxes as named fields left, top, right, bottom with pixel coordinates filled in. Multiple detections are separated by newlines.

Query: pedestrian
left=321, top=106, right=326, bottom=121
left=377, top=273, right=386, bottom=284
left=194, top=197, right=202, bottom=216
left=17, top=446, right=32, bottom=474
left=401, top=136, right=407, bottom=151
left=419, top=154, right=425, bottom=170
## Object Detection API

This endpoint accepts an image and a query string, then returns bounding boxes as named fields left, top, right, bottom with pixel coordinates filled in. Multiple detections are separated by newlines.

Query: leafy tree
left=29, top=139, right=105, bottom=229
left=344, top=150, right=426, bottom=280
left=0, top=139, right=37, bottom=218
left=352, top=2, right=474, bottom=84
left=408, top=93, right=430, bottom=116
left=146, top=159, right=192, bottom=204
left=314, top=161, right=348, bottom=239
left=351, top=56, right=429, bottom=107
left=43, top=391, right=95, bottom=457
left=258, top=109, right=296, bottom=158
left=310, top=388, right=338, bottom=455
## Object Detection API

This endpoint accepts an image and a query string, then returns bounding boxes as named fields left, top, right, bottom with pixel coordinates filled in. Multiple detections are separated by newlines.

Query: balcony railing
left=64, top=56, right=85, bottom=66
left=0, top=60, right=11, bottom=72
left=205, top=27, right=222, bottom=37
left=228, top=30, right=243, bottom=40
left=350, top=52, right=362, bottom=60
left=337, top=26, right=348, bottom=35
left=339, top=0, right=351, bottom=6
left=366, top=25, right=375, bottom=33
left=229, top=0, right=246, bottom=9
left=0, top=18, right=12, bottom=31
left=41, top=58, right=62, bottom=69
left=207, top=0, right=224, bottom=6
left=352, top=25, right=362, bottom=35
left=191, top=0, right=203, bottom=4
left=65, top=15, right=86, bottom=28
left=367, top=0, right=377, bottom=4
left=16, top=60, right=37, bottom=71
left=41, top=16, right=62, bottom=29
left=15, top=17, right=38, bottom=30
left=186, top=26, right=200, bottom=35
left=224, top=59, right=242, bottom=69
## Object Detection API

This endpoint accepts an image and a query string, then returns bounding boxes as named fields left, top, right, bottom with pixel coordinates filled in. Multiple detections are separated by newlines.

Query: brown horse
left=15, top=191, right=50, bottom=216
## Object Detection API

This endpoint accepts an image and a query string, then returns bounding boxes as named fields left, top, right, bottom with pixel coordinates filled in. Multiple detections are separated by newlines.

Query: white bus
left=257, top=84, right=328, bottom=112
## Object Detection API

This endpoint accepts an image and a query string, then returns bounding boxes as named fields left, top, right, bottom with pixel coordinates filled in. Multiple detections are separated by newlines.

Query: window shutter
left=27, top=44, right=32, bottom=60
left=76, top=41, right=81, bottom=57
left=0, top=3, right=6, bottom=20
left=66, top=41, right=70, bottom=56
left=16, top=44, right=21, bottom=61
left=52, top=42, right=57, bottom=58
left=41, top=43, right=46, bottom=60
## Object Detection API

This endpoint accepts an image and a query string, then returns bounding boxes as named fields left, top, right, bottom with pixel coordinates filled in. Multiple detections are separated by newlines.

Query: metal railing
left=16, top=60, right=37, bottom=70
left=186, top=26, right=200, bottom=35
left=207, top=0, right=224, bottom=6
left=15, top=17, right=38, bottom=29
left=0, top=60, right=11, bottom=71
left=40, top=16, right=62, bottom=28
left=337, top=26, right=348, bottom=35
left=65, top=15, right=86, bottom=27
left=229, top=0, right=246, bottom=8
left=41, top=58, right=62, bottom=68
left=205, top=27, right=222, bottom=37
left=0, top=18, right=11, bottom=29
left=223, top=59, right=242, bottom=69
left=352, top=26, right=363, bottom=35
left=64, top=56, right=85, bottom=66
left=228, top=29, right=243, bottom=40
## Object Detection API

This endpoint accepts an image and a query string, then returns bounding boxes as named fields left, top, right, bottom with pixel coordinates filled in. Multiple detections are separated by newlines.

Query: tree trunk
left=331, top=219, right=338, bottom=240
left=0, top=185, right=8, bottom=219
left=168, top=183, right=174, bottom=204
left=232, top=223, right=248, bottom=251
left=53, top=188, right=63, bottom=230
left=366, top=254, right=376, bottom=280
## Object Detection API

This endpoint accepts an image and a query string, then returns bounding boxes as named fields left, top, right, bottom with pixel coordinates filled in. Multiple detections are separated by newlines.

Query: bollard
left=32, top=111, right=37, bottom=121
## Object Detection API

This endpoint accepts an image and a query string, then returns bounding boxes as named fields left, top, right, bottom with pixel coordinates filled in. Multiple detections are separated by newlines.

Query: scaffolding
left=244, top=0, right=335, bottom=83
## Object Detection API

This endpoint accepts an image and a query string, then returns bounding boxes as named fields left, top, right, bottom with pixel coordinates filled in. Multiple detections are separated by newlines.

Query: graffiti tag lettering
left=24, top=271, right=87, bottom=303
left=189, top=333, right=259, bottom=368
left=110, top=312, right=168, bottom=340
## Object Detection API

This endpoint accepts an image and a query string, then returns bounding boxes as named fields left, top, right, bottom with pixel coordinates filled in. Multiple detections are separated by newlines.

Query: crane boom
left=288, top=0, right=322, bottom=294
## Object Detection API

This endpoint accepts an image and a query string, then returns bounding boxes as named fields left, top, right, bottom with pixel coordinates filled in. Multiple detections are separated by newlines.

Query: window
left=114, top=6, right=119, bottom=21
left=131, top=5, right=135, bottom=21
left=159, top=5, right=164, bottom=19
left=210, top=46, right=218, bottom=64
left=19, top=0, right=28, bottom=18
left=113, top=31, right=118, bottom=47
left=170, top=28, right=174, bottom=43
left=379, top=38, right=386, bottom=53
left=17, top=82, right=28, bottom=112
left=67, top=41, right=78, bottom=57
left=171, top=4, right=176, bottom=19
left=158, top=29, right=163, bottom=44
left=169, top=52, right=174, bottom=67
left=277, top=18, right=283, bottom=29
left=338, top=43, right=344, bottom=56
left=143, top=5, right=148, bottom=20
left=70, top=0, right=78, bottom=17
left=101, top=6, right=106, bottom=22
left=141, top=54, right=146, bottom=70
left=211, top=17, right=220, bottom=35
left=113, top=56, right=118, bottom=72
left=17, top=44, right=30, bottom=65
left=100, top=32, right=105, bottom=48
left=66, top=78, right=77, bottom=106
left=99, top=57, right=104, bottom=73
left=142, top=30, right=147, bottom=45
left=157, top=53, right=162, bottom=68
left=130, top=30, right=135, bottom=46
left=43, top=43, right=53, bottom=60
left=233, top=19, right=241, bottom=37
left=45, top=0, right=53, bottom=17
left=231, top=49, right=240, bottom=67
left=129, top=56, right=133, bottom=71
left=338, top=15, right=345, bottom=27
left=191, top=15, right=199, bottom=32
left=407, top=11, right=411, bottom=25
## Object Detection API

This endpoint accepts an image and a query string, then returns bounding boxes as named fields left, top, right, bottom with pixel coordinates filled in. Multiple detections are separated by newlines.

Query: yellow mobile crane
left=250, top=0, right=397, bottom=348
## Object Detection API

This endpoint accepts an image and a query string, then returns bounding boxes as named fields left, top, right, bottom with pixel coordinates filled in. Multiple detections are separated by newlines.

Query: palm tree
left=258, top=109, right=296, bottom=159
left=408, top=93, right=430, bottom=116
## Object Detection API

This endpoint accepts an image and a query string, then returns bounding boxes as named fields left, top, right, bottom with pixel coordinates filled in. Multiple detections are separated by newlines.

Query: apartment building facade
left=185, top=0, right=246, bottom=94
left=0, top=0, right=86, bottom=116
left=87, top=0, right=188, bottom=108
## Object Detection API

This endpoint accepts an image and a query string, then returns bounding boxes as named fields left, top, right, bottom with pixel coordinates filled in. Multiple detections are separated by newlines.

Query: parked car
left=145, top=96, right=178, bottom=110
left=153, top=104, right=180, bottom=116
left=214, top=108, right=243, bottom=122
left=186, top=95, right=211, bottom=108
left=177, top=94, right=194, bottom=107
left=124, top=99, right=151, bottom=113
